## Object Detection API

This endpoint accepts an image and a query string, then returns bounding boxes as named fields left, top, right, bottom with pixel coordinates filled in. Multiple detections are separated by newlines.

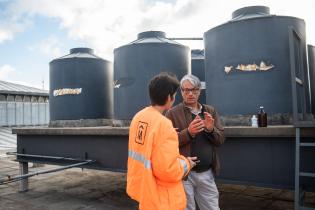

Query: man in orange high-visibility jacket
left=127, top=72, right=197, bottom=210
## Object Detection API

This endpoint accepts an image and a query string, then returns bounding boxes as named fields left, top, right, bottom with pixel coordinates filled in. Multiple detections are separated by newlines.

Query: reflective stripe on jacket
left=127, top=106, right=191, bottom=210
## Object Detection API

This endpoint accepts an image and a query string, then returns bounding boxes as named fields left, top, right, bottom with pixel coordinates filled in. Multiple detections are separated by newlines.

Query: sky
left=0, top=0, right=314, bottom=90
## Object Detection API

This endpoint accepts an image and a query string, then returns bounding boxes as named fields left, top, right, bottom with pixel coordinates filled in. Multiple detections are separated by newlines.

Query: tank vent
left=70, top=48, right=94, bottom=54
left=232, top=6, right=270, bottom=20
left=137, top=31, right=166, bottom=39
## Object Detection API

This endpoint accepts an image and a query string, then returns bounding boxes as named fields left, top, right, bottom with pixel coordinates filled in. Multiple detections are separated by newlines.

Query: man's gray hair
left=180, top=74, right=201, bottom=89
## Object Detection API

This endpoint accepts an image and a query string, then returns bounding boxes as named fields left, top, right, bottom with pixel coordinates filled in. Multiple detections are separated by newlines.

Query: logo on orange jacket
left=135, top=121, right=148, bottom=145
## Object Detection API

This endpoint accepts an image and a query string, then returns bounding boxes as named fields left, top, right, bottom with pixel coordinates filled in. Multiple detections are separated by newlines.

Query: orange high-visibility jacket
left=127, top=106, right=191, bottom=210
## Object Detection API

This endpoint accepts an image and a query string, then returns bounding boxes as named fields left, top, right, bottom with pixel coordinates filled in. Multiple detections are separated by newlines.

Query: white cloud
left=0, top=64, right=16, bottom=80
left=29, top=35, right=62, bottom=58
left=0, top=0, right=220, bottom=57
left=0, top=20, right=30, bottom=43
left=0, top=29, right=13, bottom=43
left=0, top=64, right=46, bottom=89
left=0, top=4, right=32, bottom=43
left=1, top=0, right=315, bottom=57
left=0, top=0, right=313, bottom=90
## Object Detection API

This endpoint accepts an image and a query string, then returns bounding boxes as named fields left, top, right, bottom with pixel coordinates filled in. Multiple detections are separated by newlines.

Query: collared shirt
left=185, top=103, right=202, bottom=116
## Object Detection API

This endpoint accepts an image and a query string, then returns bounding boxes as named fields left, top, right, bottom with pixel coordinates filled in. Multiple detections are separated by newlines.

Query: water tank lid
left=126, top=30, right=185, bottom=46
left=52, top=47, right=106, bottom=61
left=137, top=31, right=166, bottom=39
left=70, top=48, right=94, bottom=54
left=191, top=49, right=204, bottom=59
left=232, top=6, right=270, bottom=20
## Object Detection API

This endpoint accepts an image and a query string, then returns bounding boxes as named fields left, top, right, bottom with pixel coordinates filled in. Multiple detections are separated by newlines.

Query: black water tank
left=308, top=45, right=315, bottom=114
left=49, top=48, right=113, bottom=121
left=204, top=6, right=309, bottom=116
left=114, top=31, right=191, bottom=120
left=191, top=49, right=206, bottom=104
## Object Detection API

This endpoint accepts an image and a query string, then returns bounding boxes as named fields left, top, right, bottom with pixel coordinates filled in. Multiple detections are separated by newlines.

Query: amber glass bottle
left=258, top=106, right=267, bottom=127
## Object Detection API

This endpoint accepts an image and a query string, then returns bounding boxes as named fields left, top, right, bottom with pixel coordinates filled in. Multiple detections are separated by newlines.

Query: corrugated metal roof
left=0, top=127, right=16, bottom=151
left=0, top=80, right=48, bottom=96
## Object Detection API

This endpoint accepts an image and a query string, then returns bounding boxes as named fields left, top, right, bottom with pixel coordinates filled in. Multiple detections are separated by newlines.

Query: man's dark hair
left=149, top=72, right=179, bottom=106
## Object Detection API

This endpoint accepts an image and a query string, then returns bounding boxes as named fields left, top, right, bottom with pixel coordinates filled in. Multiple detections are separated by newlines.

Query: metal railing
left=289, top=26, right=315, bottom=210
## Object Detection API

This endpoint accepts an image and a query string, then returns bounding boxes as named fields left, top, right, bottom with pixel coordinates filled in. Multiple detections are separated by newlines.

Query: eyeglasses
left=181, top=88, right=200, bottom=94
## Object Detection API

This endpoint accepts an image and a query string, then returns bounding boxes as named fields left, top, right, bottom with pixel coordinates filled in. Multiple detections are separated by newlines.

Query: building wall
left=0, top=94, right=49, bottom=126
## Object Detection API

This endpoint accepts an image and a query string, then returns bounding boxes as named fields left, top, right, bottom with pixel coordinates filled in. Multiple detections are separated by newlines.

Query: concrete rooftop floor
left=0, top=158, right=315, bottom=210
